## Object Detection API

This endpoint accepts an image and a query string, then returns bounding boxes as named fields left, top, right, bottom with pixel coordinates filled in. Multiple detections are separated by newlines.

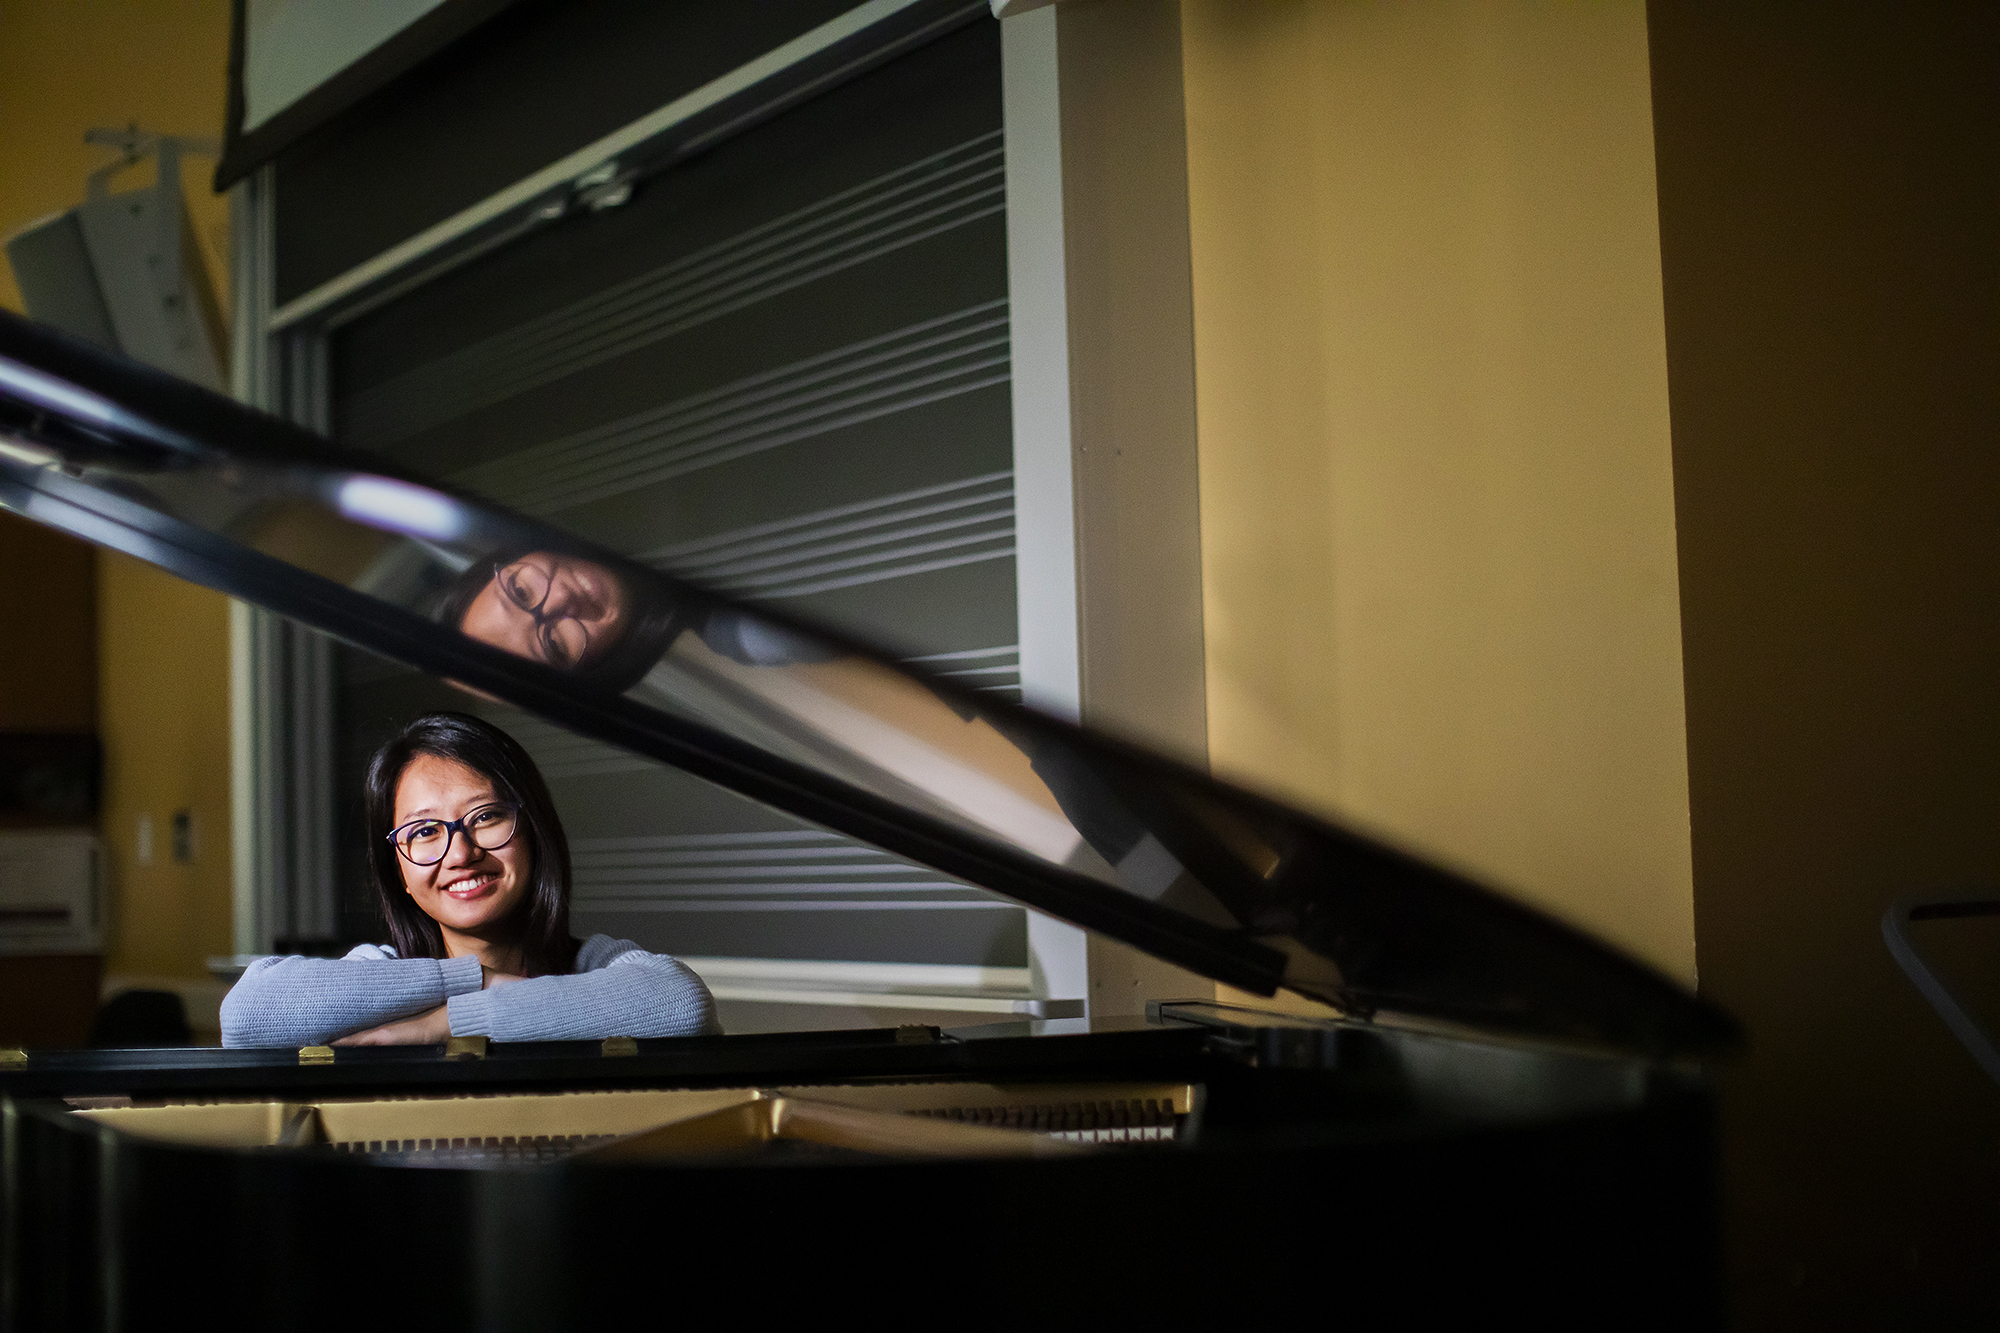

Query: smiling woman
left=218, top=713, right=718, bottom=1047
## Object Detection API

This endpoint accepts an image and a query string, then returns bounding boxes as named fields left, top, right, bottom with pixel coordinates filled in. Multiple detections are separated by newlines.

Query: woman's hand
left=482, top=966, right=526, bottom=990
left=332, top=1004, right=451, bottom=1046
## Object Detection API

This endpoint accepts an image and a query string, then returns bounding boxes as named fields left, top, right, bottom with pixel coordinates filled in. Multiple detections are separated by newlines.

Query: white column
left=228, top=169, right=276, bottom=956
left=227, top=165, right=338, bottom=952
left=1004, top=5, right=1089, bottom=1004
left=1002, top=0, right=1215, bottom=1014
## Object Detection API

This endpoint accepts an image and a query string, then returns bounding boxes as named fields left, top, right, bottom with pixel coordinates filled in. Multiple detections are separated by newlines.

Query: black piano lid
left=0, top=310, right=1737, bottom=1058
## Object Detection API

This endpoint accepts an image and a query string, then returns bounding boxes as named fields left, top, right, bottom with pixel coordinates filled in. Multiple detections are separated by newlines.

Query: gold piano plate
left=68, top=1078, right=1194, bottom=1165
left=444, top=1035, right=489, bottom=1061
left=577, top=1095, right=1081, bottom=1162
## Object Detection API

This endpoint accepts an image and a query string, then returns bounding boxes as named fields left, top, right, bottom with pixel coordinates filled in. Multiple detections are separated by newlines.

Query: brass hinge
left=444, top=1034, right=489, bottom=1061
left=600, top=1035, right=638, bottom=1057
left=298, top=1046, right=335, bottom=1066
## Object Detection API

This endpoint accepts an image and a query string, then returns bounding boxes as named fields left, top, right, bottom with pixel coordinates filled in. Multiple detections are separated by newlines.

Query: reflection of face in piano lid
left=459, top=553, right=631, bottom=671
left=440, top=550, right=693, bottom=695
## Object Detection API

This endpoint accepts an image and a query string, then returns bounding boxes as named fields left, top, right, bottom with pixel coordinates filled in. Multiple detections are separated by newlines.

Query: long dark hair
left=364, top=712, right=579, bottom=976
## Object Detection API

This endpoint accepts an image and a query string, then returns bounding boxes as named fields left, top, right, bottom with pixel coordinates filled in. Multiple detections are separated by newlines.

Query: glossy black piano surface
left=0, top=310, right=1731, bottom=1326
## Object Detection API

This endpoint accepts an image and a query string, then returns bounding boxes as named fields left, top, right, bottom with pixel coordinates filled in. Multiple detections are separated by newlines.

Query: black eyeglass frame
left=385, top=802, right=522, bottom=866
left=494, top=558, right=593, bottom=670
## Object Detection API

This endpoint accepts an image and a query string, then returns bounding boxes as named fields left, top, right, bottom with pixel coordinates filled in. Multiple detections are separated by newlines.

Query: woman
left=220, top=712, right=718, bottom=1048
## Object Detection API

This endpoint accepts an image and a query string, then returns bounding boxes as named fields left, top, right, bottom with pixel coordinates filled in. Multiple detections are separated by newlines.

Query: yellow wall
left=1646, top=5, right=1999, bottom=1320
left=1181, top=0, right=1695, bottom=981
left=95, top=553, right=234, bottom=976
left=0, top=511, right=95, bottom=733
left=0, top=0, right=236, bottom=983
left=0, top=1, right=232, bottom=314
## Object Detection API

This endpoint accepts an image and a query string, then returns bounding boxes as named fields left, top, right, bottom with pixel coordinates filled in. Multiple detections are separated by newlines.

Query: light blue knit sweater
left=219, top=934, right=720, bottom=1048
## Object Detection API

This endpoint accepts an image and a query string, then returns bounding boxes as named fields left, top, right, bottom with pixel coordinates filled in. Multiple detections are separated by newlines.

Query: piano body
left=0, top=311, right=1734, bottom=1326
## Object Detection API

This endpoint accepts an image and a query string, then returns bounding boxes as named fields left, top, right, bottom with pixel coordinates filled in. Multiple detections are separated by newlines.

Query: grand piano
left=0, top=309, right=1735, bottom=1327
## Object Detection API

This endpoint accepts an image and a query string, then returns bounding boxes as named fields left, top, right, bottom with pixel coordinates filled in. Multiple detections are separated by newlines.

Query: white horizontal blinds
left=339, top=135, right=1005, bottom=451
left=571, top=832, right=1001, bottom=908
left=638, top=471, right=1016, bottom=606
left=329, top=20, right=1021, bottom=967
left=904, top=644, right=1020, bottom=694
left=448, top=302, right=1009, bottom=515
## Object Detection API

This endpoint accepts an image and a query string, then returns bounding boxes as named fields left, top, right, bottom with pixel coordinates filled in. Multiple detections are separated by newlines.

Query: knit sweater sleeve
left=219, top=945, right=485, bottom=1048
left=444, top=936, right=720, bottom=1041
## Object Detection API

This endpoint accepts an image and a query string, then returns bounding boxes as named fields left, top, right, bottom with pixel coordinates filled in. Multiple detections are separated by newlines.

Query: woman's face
left=458, top=552, right=631, bottom=672
left=391, top=753, right=533, bottom=940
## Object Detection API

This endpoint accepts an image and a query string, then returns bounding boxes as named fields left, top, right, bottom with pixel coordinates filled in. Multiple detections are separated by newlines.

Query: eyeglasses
left=495, top=560, right=592, bottom=669
left=386, top=803, right=520, bottom=866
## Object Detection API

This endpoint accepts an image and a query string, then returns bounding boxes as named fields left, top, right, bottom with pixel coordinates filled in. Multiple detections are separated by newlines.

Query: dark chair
left=1883, top=896, right=2000, bottom=1087
left=88, top=989, right=193, bottom=1047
